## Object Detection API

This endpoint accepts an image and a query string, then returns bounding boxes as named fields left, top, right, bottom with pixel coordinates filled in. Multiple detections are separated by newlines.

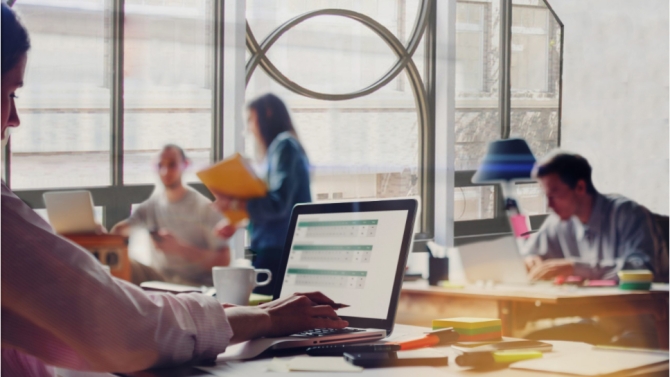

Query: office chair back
left=651, top=213, right=669, bottom=283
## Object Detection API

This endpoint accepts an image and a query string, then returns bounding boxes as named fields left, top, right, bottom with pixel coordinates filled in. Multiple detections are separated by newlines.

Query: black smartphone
left=306, top=344, right=400, bottom=357
left=344, top=351, right=448, bottom=368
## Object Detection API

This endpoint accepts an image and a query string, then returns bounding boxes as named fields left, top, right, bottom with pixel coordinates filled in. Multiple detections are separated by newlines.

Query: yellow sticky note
left=433, top=317, right=501, bottom=330
left=493, top=350, right=543, bottom=364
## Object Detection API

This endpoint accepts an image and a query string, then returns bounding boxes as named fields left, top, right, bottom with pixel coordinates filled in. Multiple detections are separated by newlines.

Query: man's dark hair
left=247, top=93, right=300, bottom=150
left=533, top=153, right=597, bottom=195
left=162, top=144, right=188, bottom=162
left=2, top=4, right=31, bottom=75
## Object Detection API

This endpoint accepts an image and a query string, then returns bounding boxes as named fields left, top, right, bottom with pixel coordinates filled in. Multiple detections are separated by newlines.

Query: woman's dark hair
left=533, top=152, right=598, bottom=195
left=2, top=4, right=30, bottom=75
left=247, top=93, right=299, bottom=151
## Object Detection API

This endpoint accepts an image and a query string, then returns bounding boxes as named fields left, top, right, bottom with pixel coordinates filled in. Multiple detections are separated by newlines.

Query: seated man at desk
left=523, top=152, right=667, bottom=281
left=111, top=144, right=230, bottom=285
left=521, top=153, right=668, bottom=346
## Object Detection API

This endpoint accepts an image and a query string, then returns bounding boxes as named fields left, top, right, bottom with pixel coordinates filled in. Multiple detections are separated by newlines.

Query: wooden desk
left=398, top=280, right=670, bottom=349
left=112, top=324, right=668, bottom=377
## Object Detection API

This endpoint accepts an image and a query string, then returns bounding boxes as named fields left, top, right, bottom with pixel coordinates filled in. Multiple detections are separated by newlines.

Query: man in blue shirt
left=523, top=152, right=667, bottom=282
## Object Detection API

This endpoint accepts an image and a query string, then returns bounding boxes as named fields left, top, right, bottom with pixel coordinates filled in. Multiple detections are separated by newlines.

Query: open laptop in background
left=457, top=234, right=531, bottom=284
left=220, top=198, right=418, bottom=360
left=43, top=190, right=97, bottom=235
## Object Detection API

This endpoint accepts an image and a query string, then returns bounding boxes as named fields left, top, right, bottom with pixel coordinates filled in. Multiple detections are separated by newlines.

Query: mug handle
left=254, top=269, right=272, bottom=287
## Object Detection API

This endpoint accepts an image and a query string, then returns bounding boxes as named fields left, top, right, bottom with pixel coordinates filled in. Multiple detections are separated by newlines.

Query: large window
left=6, top=0, right=222, bottom=229
left=5, top=0, right=563, bottom=244
left=245, top=0, right=429, bottom=233
left=9, top=1, right=111, bottom=189
left=453, top=0, right=562, bottom=233
left=123, top=0, right=214, bottom=184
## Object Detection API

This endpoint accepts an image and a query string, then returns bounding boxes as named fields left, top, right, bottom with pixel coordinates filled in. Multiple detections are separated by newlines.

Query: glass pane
left=246, top=69, right=421, bottom=203
left=123, top=0, right=213, bottom=184
left=246, top=1, right=425, bottom=206
left=510, top=0, right=561, bottom=159
left=455, top=0, right=500, bottom=170
left=515, top=182, right=548, bottom=215
left=263, top=15, right=397, bottom=94
left=10, top=1, right=111, bottom=189
left=247, top=0, right=421, bottom=43
left=454, top=186, right=495, bottom=221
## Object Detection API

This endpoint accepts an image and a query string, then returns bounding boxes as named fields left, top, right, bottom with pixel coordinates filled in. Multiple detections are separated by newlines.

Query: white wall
left=550, top=0, right=669, bottom=214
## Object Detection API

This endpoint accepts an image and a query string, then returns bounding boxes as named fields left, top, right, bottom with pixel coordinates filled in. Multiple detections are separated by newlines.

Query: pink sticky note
left=510, top=214, right=530, bottom=239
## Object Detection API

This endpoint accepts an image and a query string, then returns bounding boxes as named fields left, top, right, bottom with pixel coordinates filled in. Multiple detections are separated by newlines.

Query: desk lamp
left=472, top=139, right=536, bottom=235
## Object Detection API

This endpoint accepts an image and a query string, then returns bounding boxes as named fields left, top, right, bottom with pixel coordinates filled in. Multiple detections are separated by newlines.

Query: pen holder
left=428, top=256, right=449, bottom=286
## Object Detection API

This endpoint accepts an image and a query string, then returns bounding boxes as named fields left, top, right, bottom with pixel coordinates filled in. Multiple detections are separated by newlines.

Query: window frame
left=5, top=0, right=563, bottom=251
left=6, top=0, right=224, bottom=229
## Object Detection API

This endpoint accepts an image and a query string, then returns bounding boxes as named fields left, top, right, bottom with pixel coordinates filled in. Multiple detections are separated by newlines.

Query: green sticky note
left=492, top=350, right=543, bottom=364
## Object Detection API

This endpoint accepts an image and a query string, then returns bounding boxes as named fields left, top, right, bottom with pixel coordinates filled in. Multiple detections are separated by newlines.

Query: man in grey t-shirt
left=112, top=145, right=229, bottom=285
left=523, top=152, right=667, bottom=282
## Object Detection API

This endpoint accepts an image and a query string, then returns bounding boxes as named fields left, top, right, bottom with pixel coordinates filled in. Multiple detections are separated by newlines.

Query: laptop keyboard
left=290, top=327, right=364, bottom=338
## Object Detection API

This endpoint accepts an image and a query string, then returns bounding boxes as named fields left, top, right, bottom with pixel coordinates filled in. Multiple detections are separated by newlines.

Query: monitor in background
left=43, top=190, right=98, bottom=235
left=457, top=235, right=529, bottom=284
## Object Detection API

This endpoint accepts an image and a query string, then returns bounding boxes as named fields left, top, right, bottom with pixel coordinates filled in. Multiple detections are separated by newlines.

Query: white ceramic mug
left=212, top=266, right=272, bottom=305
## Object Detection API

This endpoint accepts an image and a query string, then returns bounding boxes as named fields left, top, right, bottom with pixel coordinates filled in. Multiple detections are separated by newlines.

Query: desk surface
left=402, top=280, right=670, bottom=305
left=113, top=324, right=668, bottom=377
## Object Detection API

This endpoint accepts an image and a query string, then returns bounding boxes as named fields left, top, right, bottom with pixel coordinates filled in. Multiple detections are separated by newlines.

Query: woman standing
left=216, top=94, right=311, bottom=295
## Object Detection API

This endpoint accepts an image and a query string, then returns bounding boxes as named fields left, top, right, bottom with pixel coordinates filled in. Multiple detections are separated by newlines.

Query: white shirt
left=1, top=183, right=233, bottom=375
left=128, top=187, right=227, bottom=285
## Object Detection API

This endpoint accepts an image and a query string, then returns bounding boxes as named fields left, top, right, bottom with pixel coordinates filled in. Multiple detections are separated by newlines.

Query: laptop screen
left=277, top=209, right=409, bottom=320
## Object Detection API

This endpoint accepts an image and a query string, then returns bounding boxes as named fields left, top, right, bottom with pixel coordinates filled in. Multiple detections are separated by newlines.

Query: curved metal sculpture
left=245, top=0, right=432, bottom=161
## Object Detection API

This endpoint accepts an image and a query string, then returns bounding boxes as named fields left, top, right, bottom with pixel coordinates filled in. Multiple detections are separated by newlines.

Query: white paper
left=512, top=349, right=668, bottom=376
left=288, top=356, right=363, bottom=372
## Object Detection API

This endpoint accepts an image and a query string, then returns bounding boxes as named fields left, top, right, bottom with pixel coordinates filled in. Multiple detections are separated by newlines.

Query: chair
left=651, top=213, right=669, bottom=283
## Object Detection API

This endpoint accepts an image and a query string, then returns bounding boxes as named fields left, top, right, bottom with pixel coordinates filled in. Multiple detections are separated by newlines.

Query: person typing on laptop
left=1, top=5, right=347, bottom=376
left=523, top=152, right=667, bottom=281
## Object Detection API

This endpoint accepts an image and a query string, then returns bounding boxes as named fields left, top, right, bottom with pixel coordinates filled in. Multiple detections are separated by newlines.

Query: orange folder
left=196, top=153, right=267, bottom=224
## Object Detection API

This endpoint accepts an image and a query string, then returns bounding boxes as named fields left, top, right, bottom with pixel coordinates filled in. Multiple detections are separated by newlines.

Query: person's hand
left=528, top=259, right=575, bottom=281
left=94, top=223, right=108, bottom=235
left=212, top=191, right=246, bottom=213
left=151, top=230, right=185, bottom=256
left=214, top=219, right=238, bottom=239
left=524, top=255, right=543, bottom=272
left=225, top=291, right=349, bottom=343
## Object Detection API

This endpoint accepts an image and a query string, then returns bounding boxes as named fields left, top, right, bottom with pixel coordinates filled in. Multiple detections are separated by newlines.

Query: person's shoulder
left=542, top=213, right=566, bottom=231
left=183, top=186, right=213, bottom=204
left=270, top=132, right=303, bottom=154
left=601, top=193, right=651, bottom=218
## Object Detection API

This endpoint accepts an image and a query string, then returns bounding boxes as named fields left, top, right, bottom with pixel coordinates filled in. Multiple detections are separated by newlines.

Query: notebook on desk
left=219, top=198, right=419, bottom=360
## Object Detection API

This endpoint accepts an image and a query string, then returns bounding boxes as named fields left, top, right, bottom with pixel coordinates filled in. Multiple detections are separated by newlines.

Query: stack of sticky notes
left=433, top=317, right=502, bottom=341
left=618, top=270, right=653, bottom=290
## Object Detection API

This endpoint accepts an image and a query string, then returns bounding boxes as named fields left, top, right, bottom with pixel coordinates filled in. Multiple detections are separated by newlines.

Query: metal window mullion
left=421, top=0, right=437, bottom=240
left=110, top=0, right=124, bottom=187
left=211, top=0, right=225, bottom=162
left=499, top=0, right=512, bottom=139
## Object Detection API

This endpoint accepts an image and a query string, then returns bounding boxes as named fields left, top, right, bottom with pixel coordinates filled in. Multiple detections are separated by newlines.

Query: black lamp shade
left=472, top=138, right=537, bottom=183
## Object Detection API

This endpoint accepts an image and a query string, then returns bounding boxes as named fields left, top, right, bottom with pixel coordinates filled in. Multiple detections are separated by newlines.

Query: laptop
left=43, top=190, right=98, bottom=235
left=220, top=198, right=418, bottom=360
left=457, top=234, right=530, bottom=284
